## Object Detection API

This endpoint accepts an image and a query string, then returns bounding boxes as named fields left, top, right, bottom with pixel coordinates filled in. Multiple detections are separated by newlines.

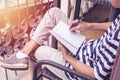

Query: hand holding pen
left=69, top=18, right=82, bottom=32
left=69, top=17, right=90, bottom=32
left=70, top=20, right=81, bottom=29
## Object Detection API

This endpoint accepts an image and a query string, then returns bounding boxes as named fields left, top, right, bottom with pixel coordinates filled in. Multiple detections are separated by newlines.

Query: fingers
left=69, top=19, right=79, bottom=28
left=58, top=42, right=66, bottom=50
left=69, top=25, right=79, bottom=32
left=69, top=21, right=89, bottom=32
left=58, top=42, right=70, bottom=54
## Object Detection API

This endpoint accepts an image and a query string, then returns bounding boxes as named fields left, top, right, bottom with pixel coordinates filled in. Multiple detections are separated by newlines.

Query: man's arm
left=59, top=43, right=95, bottom=78
left=88, top=22, right=112, bottom=31
left=66, top=55, right=95, bottom=78
left=70, top=21, right=112, bottom=32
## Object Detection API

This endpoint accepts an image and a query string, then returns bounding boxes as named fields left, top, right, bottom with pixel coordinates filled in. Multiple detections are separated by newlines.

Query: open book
left=49, top=21, right=86, bottom=55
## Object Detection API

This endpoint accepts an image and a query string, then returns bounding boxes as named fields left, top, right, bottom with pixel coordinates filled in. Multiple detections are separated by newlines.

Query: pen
left=70, top=17, right=83, bottom=29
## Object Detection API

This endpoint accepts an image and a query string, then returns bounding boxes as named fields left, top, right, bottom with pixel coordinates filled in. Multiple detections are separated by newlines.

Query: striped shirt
left=65, top=14, right=120, bottom=80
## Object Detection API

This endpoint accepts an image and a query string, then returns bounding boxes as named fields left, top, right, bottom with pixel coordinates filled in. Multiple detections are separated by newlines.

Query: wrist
left=87, top=22, right=97, bottom=29
left=86, top=22, right=92, bottom=29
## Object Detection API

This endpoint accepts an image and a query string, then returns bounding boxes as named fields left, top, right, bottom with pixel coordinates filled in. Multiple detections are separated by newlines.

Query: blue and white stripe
left=64, top=14, right=120, bottom=80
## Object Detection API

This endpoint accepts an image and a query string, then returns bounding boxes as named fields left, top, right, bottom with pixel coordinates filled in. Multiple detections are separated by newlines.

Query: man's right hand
left=69, top=20, right=90, bottom=32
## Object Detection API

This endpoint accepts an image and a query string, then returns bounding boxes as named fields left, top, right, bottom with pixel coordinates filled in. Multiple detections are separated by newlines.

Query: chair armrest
left=32, top=60, right=96, bottom=80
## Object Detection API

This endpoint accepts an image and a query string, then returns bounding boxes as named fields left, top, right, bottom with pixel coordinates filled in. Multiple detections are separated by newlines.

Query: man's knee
left=34, top=46, right=47, bottom=55
left=47, top=7, right=63, bottom=15
left=34, top=46, right=52, bottom=60
left=49, top=7, right=60, bottom=12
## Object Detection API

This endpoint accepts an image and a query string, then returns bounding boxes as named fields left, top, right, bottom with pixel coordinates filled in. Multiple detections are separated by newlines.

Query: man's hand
left=58, top=42, right=71, bottom=60
left=69, top=20, right=90, bottom=32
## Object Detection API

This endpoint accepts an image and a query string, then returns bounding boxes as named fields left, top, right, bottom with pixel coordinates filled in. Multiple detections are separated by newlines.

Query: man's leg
left=0, top=7, right=69, bottom=70
left=33, top=46, right=69, bottom=80
left=31, top=7, right=69, bottom=45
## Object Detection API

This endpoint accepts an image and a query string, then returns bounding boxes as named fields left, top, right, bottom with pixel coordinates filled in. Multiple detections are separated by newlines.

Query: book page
left=49, top=21, right=86, bottom=55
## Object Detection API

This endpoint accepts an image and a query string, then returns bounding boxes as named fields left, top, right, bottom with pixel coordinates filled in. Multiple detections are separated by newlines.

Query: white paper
left=49, top=21, right=86, bottom=55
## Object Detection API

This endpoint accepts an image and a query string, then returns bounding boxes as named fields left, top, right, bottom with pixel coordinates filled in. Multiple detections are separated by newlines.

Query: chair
left=32, top=60, right=96, bottom=80
left=110, top=43, right=120, bottom=80
left=32, top=41, right=120, bottom=80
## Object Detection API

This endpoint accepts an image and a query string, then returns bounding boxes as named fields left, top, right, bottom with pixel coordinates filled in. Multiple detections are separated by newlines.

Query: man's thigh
left=34, top=46, right=69, bottom=80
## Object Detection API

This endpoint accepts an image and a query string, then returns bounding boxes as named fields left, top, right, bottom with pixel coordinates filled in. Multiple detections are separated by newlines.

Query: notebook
left=49, top=21, right=86, bottom=55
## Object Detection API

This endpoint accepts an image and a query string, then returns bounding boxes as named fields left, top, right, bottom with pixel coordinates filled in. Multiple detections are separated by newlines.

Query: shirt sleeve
left=94, top=58, right=112, bottom=80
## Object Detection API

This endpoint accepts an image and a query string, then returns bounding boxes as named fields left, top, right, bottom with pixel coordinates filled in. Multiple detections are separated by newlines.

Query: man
left=0, top=0, right=120, bottom=80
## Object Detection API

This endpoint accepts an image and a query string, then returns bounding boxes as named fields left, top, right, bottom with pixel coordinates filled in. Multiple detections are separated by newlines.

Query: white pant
left=18, top=7, right=70, bottom=80
left=34, top=45, right=69, bottom=80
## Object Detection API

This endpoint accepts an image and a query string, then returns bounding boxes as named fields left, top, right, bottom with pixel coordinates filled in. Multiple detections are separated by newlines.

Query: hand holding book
left=58, top=42, right=72, bottom=59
